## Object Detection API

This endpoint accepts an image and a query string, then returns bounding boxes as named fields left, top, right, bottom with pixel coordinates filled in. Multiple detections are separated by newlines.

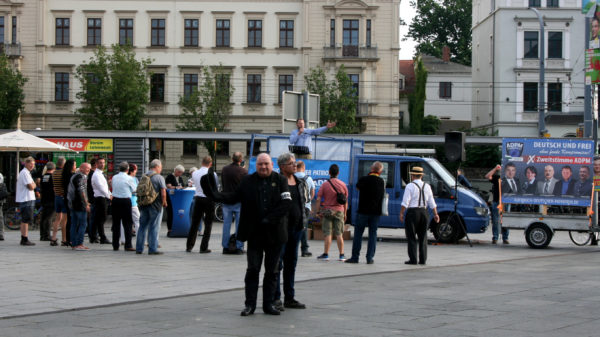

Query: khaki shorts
left=320, top=209, right=344, bottom=236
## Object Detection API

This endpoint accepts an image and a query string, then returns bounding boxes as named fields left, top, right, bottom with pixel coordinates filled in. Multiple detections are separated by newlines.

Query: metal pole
left=529, top=7, right=546, bottom=137
left=585, top=17, right=592, bottom=137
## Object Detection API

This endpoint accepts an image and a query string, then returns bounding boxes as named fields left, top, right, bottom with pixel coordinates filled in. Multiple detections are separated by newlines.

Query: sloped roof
left=399, top=60, right=416, bottom=94
left=420, top=54, right=471, bottom=74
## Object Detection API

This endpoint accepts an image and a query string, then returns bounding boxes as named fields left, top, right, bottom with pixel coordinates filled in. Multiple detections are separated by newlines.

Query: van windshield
left=424, top=158, right=456, bottom=187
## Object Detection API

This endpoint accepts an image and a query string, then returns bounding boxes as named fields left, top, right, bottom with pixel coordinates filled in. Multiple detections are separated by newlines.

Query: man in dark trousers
left=201, top=153, right=291, bottom=316
left=485, top=165, right=509, bottom=244
left=345, top=161, right=385, bottom=264
left=40, top=162, right=56, bottom=242
left=90, top=158, right=112, bottom=244
left=399, top=166, right=439, bottom=265
left=221, top=152, right=247, bottom=254
left=187, top=156, right=218, bottom=253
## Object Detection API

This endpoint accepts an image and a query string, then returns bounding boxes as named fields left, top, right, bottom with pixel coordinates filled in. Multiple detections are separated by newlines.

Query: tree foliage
left=0, top=55, right=27, bottom=129
left=177, top=65, right=235, bottom=157
left=407, top=0, right=472, bottom=66
left=75, top=44, right=152, bottom=130
left=304, top=65, right=361, bottom=134
left=408, top=59, right=427, bottom=134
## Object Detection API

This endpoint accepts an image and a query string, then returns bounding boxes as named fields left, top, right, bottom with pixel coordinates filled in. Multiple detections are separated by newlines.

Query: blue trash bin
left=168, top=188, right=196, bottom=237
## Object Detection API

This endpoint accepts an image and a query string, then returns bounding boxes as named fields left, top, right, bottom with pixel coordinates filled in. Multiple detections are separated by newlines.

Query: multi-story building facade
left=5, top=0, right=400, bottom=167
left=472, top=0, right=584, bottom=137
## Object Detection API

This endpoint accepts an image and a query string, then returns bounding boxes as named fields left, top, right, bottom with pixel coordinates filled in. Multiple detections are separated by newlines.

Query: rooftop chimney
left=442, top=46, right=450, bottom=62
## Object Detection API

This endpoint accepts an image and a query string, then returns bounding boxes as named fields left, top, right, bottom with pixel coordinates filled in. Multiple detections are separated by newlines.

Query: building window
left=548, top=31, right=562, bottom=59
left=330, top=19, right=335, bottom=47
left=216, top=141, right=229, bottom=156
left=247, top=74, right=261, bottom=103
left=55, top=72, right=69, bottom=102
left=529, top=0, right=541, bottom=7
left=548, top=83, right=562, bottom=112
left=119, top=19, right=133, bottom=46
left=150, top=73, right=165, bottom=102
left=279, top=20, right=293, bottom=48
left=366, top=19, right=371, bottom=48
left=278, top=75, right=293, bottom=103
left=216, top=19, right=230, bottom=47
left=183, top=73, right=198, bottom=99
left=349, top=74, right=359, bottom=97
left=524, top=31, right=538, bottom=59
left=11, top=16, right=16, bottom=43
left=56, top=18, right=70, bottom=45
left=184, top=19, right=199, bottom=47
left=151, top=19, right=165, bottom=46
left=439, top=82, right=452, bottom=99
left=0, top=17, right=4, bottom=44
left=399, top=79, right=404, bottom=90
left=524, top=82, right=537, bottom=112
left=343, top=19, right=359, bottom=56
left=87, top=18, right=101, bottom=46
left=546, top=0, right=559, bottom=7
left=248, top=20, right=262, bottom=47
left=183, top=140, right=198, bottom=156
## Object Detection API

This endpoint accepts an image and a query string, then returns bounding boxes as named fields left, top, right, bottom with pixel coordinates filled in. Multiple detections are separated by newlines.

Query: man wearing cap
left=399, top=166, right=439, bottom=265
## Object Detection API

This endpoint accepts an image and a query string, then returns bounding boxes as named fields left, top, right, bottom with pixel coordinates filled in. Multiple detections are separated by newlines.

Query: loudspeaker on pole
left=445, top=131, right=466, bottom=163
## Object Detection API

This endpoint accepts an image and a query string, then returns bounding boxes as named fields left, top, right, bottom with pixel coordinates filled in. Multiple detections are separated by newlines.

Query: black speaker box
left=445, top=131, right=466, bottom=162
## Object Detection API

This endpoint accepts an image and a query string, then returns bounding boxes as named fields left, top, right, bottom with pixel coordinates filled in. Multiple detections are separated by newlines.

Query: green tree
left=0, top=55, right=27, bottom=129
left=75, top=44, right=152, bottom=130
left=304, top=65, right=361, bottom=134
left=177, top=65, right=235, bottom=157
left=407, top=0, right=472, bottom=66
left=422, top=115, right=441, bottom=135
left=408, top=59, right=427, bottom=134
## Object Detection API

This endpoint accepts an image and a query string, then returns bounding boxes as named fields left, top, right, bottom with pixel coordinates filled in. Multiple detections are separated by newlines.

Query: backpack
left=327, top=179, right=347, bottom=205
left=136, top=173, right=159, bottom=207
left=297, top=175, right=311, bottom=205
left=0, top=183, right=8, bottom=201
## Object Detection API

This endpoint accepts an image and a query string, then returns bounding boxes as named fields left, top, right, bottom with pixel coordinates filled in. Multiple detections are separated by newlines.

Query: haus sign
left=46, top=138, right=113, bottom=152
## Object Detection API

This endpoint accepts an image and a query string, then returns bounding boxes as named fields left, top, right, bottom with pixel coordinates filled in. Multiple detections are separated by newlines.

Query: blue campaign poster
left=501, top=138, right=594, bottom=206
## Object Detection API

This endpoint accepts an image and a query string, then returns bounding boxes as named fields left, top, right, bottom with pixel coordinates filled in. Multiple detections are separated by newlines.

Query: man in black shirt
left=345, top=161, right=385, bottom=264
left=274, top=152, right=307, bottom=311
left=201, top=153, right=291, bottom=317
left=485, top=165, right=509, bottom=244
left=40, top=162, right=56, bottom=242
left=165, top=165, right=185, bottom=237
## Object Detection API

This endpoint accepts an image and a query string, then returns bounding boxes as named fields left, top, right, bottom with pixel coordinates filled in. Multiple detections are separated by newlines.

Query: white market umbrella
left=0, top=129, right=74, bottom=181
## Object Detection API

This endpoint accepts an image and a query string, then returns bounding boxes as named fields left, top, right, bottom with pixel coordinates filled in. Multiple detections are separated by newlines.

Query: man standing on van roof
left=399, top=166, right=439, bottom=265
left=289, top=119, right=336, bottom=159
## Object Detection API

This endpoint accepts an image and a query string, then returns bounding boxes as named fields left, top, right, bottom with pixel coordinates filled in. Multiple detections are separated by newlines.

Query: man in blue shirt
left=289, top=119, right=336, bottom=159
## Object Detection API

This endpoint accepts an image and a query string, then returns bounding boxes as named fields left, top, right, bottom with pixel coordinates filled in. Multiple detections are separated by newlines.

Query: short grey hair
left=371, top=161, right=383, bottom=173
left=150, top=159, right=162, bottom=169
left=189, top=166, right=198, bottom=174
left=46, top=161, right=56, bottom=171
left=174, top=164, right=185, bottom=173
left=56, top=156, right=66, bottom=167
left=277, top=152, right=295, bottom=168
left=119, top=161, right=129, bottom=172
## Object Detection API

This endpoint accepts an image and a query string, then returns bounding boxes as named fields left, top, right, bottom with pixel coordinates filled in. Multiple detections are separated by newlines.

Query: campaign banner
left=249, top=157, right=349, bottom=195
left=46, top=138, right=113, bottom=152
left=501, top=138, right=594, bottom=206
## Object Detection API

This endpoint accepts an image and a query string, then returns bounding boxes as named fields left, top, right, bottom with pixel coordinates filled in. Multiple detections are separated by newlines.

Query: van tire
left=525, top=223, right=553, bottom=249
left=432, top=213, right=462, bottom=243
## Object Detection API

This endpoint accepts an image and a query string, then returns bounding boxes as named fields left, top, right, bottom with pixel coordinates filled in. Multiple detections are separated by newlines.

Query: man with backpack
left=313, top=164, right=348, bottom=261
left=136, top=159, right=167, bottom=255
left=295, top=161, right=314, bottom=257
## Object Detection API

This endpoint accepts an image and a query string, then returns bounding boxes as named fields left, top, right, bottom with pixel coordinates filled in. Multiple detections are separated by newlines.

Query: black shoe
left=167, top=231, right=172, bottom=238
left=405, top=260, right=417, bottom=265
left=89, top=238, right=99, bottom=244
left=100, top=238, right=112, bottom=244
left=284, top=299, right=306, bottom=309
left=273, top=299, right=285, bottom=312
left=186, top=249, right=192, bottom=253
left=367, top=260, right=374, bottom=265
left=222, top=248, right=235, bottom=254
left=301, top=251, right=312, bottom=257
left=240, top=305, right=255, bottom=317
left=0, top=234, right=4, bottom=241
left=344, top=258, right=359, bottom=264
left=263, top=304, right=280, bottom=315
left=40, top=237, right=51, bottom=241
left=418, top=262, right=426, bottom=265
left=235, top=249, right=245, bottom=255
left=136, top=251, right=142, bottom=254
left=20, top=240, right=36, bottom=246
left=148, top=251, right=164, bottom=255
left=200, top=249, right=211, bottom=254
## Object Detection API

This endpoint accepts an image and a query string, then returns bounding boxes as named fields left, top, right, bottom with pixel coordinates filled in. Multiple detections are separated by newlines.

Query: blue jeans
left=275, top=229, right=302, bottom=301
left=491, top=202, right=509, bottom=241
left=222, top=203, right=243, bottom=250
left=137, top=206, right=163, bottom=253
left=70, top=210, right=88, bottom=247
left=351, top=213, right=380, bottom=262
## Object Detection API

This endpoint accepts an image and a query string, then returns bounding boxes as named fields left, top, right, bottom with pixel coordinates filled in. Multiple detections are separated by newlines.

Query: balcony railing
left=0, top=42, right=22, bottom=57
left=323, top=44, right=378, bottom=60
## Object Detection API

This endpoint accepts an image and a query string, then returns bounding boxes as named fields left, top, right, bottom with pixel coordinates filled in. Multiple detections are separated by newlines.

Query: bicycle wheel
left=214, top=203, right=224, bottom=222
left=569, top=231, right=592, bottom=246
left=5, top=207, right=22, bottom=230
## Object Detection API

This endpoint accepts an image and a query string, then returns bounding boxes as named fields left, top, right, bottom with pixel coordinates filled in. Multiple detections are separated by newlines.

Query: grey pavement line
left=0, top=248, right=594, bottom=321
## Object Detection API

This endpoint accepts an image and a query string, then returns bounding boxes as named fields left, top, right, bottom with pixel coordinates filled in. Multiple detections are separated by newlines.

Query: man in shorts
left=16, top=157, right=37, bottom=246
left=51, top=157, right=68, bottom=246
left=313, top=164, right=348, bottom=261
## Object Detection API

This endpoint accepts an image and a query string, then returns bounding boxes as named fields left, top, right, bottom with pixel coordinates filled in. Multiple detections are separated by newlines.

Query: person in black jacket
left=202, top=153, right=291, bottom=317
left=40, top=162, right=56, bottom=242
left=345, top=161, right=385, bottom=264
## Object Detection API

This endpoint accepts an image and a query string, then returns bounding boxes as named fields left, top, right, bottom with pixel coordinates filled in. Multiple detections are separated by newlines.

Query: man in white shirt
left=187, top=156, right=219, bottom=253
left=91, top=158, right=112, bottom=244
left=399, top=166, right=439, bottom=265
left=16, top=157, right=37, bottom=246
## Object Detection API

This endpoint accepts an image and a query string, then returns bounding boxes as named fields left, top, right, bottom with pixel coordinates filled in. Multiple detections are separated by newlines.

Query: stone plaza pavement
left=0, top=222, right=598, bottom=336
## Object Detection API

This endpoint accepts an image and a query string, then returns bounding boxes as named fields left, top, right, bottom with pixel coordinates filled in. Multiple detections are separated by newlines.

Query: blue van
left=350, top=155, right=489, bottom=242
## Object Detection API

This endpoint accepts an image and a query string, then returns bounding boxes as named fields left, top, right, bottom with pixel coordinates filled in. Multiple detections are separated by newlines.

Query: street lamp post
left=529, top=7, right=547, bottom=137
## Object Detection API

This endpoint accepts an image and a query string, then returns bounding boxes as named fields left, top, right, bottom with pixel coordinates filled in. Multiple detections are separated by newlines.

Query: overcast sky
left=399, top=0, right=417, bottom=60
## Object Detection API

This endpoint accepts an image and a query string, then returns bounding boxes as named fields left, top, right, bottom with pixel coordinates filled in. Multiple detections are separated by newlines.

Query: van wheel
left=432, top=214, right=461, bottom=243
left=525, top=223, right=553, bottom=249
